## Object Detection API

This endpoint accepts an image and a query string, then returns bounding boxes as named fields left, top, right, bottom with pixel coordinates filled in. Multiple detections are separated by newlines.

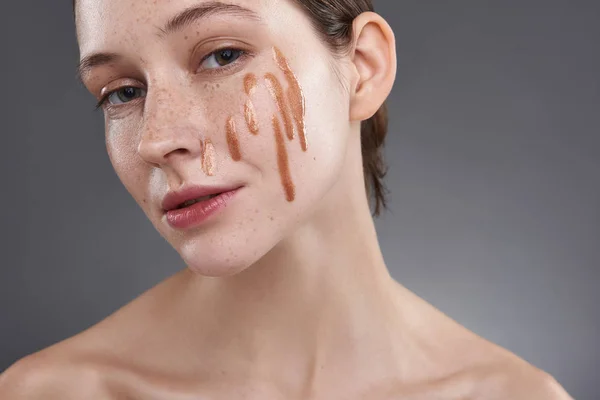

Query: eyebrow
left=159, top=1, right=262, bottom=37
left=76, top=1, right=261, bottom=82
left=76, top=52, right=122, bottom=83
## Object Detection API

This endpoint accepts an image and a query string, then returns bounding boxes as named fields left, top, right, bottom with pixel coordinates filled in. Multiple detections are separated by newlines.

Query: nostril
left=138, top=140, right=196, bottom=167
left=137, top=124, right=203, bottom=166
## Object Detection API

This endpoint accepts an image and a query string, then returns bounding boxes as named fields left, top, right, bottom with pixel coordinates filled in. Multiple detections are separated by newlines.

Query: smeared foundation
left=272, top=115, right=295, bottom=202
left=244, top=74, right=257, bottom=96
left=202, top=139, right=216, bottom=176
left=264, top=73, right=295, bottom=141
left=273, top=47, right=307, bottom=151
left=226, top=117, right=242, bottom=161
left=244, top=100, right=259, bottom=135
left=221, top=48, right=305, bottom=202
left=244, top=74, right=260, bottom=135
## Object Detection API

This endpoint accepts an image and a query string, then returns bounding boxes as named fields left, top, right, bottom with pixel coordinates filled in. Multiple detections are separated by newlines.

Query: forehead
left=76, top=0, right=278, bottom=53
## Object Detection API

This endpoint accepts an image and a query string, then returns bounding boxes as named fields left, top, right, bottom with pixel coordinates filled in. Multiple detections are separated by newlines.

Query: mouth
left=175, top=193, right=221, bottom=210
left=163, top=187, right=241, bottom=230
left=162, top=185, right=240, bottom=213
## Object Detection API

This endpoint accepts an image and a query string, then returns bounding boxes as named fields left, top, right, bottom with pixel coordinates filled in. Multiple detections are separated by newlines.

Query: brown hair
left=73, top=0, right=389, bottom=215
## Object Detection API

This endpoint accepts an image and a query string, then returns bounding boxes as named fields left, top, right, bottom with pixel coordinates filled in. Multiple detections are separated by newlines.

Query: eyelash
left=94, top=47, right=249, bottom=111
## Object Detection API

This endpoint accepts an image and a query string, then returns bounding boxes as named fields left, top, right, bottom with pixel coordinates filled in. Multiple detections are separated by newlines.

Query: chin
left=176, top=229, right=276, bottom=278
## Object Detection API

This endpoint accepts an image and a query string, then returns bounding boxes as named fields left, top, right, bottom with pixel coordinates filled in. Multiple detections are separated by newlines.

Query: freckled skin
left=5, top=1, right=571, bottom=400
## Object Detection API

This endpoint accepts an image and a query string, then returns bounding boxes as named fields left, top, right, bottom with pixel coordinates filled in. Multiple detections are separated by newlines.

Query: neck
left=176, top=137, right=411, bottom=394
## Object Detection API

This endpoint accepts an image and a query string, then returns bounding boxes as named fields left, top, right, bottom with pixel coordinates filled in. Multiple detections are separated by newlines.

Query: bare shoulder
left=0, top=350, right=109, bottom=399
left=0, top=272, right=188, bottom=399
left=399, top=339, right=574, bottom=400
left=462, top=360, right=574, bottom=400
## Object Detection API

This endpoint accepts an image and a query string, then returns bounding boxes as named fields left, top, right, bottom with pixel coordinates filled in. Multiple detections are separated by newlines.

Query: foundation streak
left=244, top=74, right=257, bottom=96
left=273, top=47, right=307, bottom=152
left=202, top=139, right=216, bottom=176
left=272, top=115, right=295, bottom=202
left=226, top=117, right=242, bottom=161
left=244, top=73, right=260, bottom=135
left=265, top=73, right=295, bottom=141
left=244, top=100, right=259, bottom=135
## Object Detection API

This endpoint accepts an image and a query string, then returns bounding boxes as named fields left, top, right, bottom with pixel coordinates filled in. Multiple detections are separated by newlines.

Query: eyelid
left=192, top=39, right=254, bottom=71
left=96, top=80, right=146, bottom=110
left=95, top=44, right=253, bottom=112
left=99, top=78, right=143, bottom=98
left=198, top=48, right=247, bottom=71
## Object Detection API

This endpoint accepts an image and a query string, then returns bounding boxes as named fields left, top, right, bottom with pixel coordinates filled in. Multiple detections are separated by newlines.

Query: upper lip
left=161, top=184, right=239, bottom=212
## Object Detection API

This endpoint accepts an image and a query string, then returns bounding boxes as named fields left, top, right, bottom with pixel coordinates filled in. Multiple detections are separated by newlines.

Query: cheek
left=105, top=118, right=147, bottom=200
left=274, top=53, right=349, bottom=201
left=201, top=57, right=310, bottom=203
left=205, top=48, right=348, bottom=205
left=102, top=47, right=347, bottom=210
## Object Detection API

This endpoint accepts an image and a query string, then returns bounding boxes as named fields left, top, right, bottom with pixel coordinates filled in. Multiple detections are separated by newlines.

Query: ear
left=348, top=12, right=397, bottom=122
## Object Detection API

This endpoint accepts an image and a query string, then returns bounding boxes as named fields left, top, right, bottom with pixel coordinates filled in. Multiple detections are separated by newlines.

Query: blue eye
left=107, top=87, right=147, bottom=105
left=201, top=49, right=244, bottom=69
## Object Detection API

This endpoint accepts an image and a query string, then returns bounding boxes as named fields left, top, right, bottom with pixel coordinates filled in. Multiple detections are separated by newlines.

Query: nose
left=137, top=91, right=203, bottom=167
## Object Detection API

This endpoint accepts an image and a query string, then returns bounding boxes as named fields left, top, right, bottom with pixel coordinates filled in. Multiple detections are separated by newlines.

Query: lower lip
left=165, top=188, right=240, bottom=230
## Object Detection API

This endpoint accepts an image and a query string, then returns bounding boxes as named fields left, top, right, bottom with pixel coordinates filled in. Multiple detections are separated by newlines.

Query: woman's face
left=76, top=0, right=355, bottom=276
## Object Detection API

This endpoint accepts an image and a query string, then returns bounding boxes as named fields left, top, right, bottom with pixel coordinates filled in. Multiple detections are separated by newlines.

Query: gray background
left=1, top=1, right=598, bottom=398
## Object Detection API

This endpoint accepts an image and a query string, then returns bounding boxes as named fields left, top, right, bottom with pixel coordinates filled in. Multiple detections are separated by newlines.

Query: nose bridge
left=138, top=81, right=202, bottom=165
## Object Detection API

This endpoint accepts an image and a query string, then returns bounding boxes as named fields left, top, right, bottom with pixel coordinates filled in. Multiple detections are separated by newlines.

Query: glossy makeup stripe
left=220, top=49, right=304, bottom=201
left=244, top=100, right=259, bottom=135
left=273, top=47, right=307, bottom=151
left=201, top=139, right=216, bottom=176
left=272, top=115, right=295, bottom=202
left=244, top=73, right=259, bottom=135
left=226, top=117, right=242, bottom=161
left=244, top=74, right=257, bottom=95
left=264, top=73, right=295, bottom=141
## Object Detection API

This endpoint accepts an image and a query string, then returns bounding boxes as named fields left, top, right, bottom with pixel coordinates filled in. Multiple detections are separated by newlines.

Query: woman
left=0, top=0, right=573, bottom=398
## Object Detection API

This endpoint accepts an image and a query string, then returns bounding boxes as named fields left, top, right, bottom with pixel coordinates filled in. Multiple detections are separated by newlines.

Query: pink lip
left=164, top=187, right=241, bottom=230
left=162, top=184, right=239, bottom=212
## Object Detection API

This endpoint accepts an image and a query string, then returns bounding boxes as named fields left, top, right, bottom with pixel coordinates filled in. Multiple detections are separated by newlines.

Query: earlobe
left=348, top=12, right=397, bottom=122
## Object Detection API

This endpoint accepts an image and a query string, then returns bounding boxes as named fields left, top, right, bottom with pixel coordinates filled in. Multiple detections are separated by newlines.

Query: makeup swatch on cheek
left=244, top=74, right=260, bottom=135
left=244, top=101, right=259, bottom=135
left=273, top=47, right=307, bottom=152
left=272, top=115, right=295, bottom=202
left=201, top=139, right=216, bottom=176
left=244, top=73, right=257, bottom=95
left=222, top=48, right=305, bottom=202
left=264, top=73, right=295, bottom=141
left=226, top=117, right=242, bottom=161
